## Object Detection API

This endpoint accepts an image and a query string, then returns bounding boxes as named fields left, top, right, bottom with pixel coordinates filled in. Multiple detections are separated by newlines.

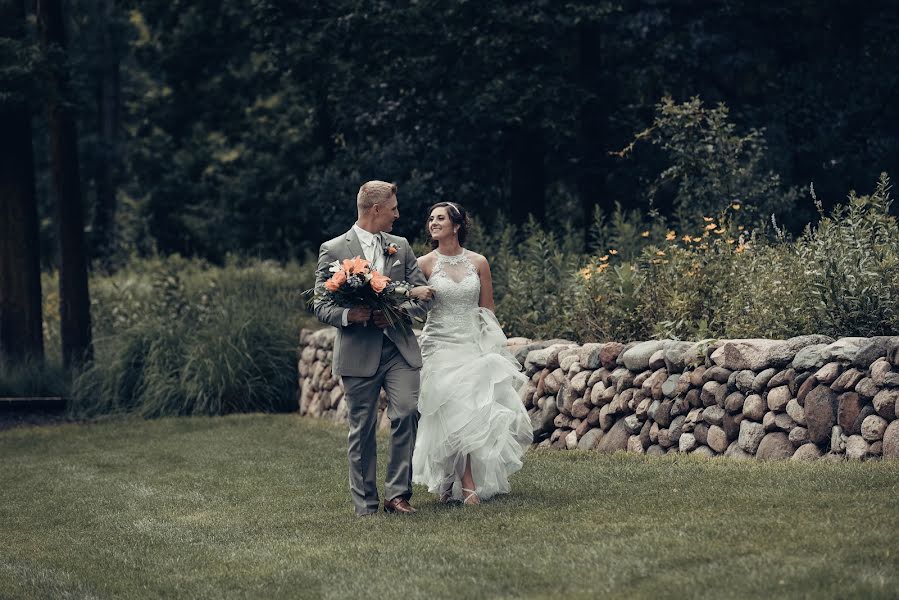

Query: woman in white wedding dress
left=411, top=202, right=533, bottom=506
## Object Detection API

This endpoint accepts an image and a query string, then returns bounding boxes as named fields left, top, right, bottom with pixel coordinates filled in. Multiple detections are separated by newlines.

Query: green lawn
left=2, top=415, right=898, bottom=599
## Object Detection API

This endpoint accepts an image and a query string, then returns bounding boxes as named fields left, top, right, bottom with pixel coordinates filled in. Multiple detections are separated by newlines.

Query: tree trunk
left=0, top=0, right=44, bottom=364
left=38, top=0, right=93, bottom=367
left=92, top=0, right=120, bottom=263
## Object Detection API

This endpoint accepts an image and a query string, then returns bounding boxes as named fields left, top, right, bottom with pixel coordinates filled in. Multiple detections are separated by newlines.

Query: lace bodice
left=420, top=250, right=481, bottom=355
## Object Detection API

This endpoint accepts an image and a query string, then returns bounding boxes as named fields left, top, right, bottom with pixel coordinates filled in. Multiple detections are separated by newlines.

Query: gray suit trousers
left=341, top=337, right=420, bottom=515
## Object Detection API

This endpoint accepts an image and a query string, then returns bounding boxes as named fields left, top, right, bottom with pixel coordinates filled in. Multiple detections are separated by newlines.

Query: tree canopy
left=11, top=0, right=899, bottom=262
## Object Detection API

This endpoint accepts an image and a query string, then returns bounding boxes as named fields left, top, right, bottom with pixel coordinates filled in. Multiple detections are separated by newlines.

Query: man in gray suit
left=314, top=181, right=431, bottom=516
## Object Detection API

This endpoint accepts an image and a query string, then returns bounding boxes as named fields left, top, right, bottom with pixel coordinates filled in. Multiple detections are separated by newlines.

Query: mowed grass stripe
left=1, top=415, right=897, bottom=599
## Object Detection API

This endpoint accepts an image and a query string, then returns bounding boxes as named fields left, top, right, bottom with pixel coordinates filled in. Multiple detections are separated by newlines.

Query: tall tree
left=0, top=0, right=44, bottom=364
left=91, top=0, right=122, bottom=262
left=38, top=0, right=93, bottom=367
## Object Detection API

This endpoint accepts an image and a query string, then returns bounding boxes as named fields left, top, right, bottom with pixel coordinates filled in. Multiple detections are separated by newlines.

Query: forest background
left=3, top=0, right=899, bottom=413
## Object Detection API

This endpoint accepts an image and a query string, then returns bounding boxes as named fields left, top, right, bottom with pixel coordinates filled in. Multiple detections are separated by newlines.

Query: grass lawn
left=2, top=415, right=898, bottom=599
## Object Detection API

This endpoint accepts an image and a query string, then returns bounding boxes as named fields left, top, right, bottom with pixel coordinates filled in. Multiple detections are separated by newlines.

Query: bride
left=411, top=201, right=533, bottom=505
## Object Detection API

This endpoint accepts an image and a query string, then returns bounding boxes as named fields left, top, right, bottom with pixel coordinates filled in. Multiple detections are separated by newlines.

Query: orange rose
left=385, top=243, right=398, bottom=255
left=369, top=270, right=390, bottom=293
left=343, top=256, right=369, bottom=275
left=325, top=269, right=347, bottom=292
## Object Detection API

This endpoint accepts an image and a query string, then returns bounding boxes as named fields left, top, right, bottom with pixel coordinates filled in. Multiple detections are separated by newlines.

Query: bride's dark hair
left=426, top=202, right=471, bottom=249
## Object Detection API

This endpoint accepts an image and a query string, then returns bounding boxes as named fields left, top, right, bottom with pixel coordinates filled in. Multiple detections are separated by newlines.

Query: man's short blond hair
left=357, top=180, right=397, bottom=213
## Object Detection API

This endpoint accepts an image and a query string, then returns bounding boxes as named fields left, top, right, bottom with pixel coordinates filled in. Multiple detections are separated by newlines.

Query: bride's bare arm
left=417, top=253, right=434, bottom=280
left=410, top=254, right=435, bottom=301
left=475, top=254, right=495, bottom=312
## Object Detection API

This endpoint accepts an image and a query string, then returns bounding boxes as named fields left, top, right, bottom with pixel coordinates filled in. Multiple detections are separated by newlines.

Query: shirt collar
left=352, top=223, right=380, bottom=247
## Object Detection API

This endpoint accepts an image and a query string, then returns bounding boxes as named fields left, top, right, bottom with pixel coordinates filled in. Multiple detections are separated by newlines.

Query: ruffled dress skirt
left=412, top=309, right=533, bottom=501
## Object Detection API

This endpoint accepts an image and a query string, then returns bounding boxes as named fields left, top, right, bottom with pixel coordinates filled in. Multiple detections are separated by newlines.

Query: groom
left=314, top=181, right=431, bottom=516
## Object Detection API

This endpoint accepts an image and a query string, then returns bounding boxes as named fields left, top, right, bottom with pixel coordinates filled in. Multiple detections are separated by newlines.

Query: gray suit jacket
left=314, top=228, right=430, bottom=378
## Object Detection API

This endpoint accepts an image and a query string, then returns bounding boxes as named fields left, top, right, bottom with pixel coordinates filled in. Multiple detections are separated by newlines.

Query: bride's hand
left=410, top=285, right=435, bottom=301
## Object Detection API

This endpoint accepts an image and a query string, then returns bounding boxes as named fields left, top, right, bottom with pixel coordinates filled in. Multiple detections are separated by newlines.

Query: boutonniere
left=384, top=242, right=399, bottom=257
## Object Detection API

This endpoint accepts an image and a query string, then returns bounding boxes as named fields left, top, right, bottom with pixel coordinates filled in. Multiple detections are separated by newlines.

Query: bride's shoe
left=462, top=488, right=481, bottom=505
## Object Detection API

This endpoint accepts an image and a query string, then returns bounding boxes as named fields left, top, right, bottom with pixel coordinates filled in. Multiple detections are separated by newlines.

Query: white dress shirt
left=352, top=223, right=384, bottom=273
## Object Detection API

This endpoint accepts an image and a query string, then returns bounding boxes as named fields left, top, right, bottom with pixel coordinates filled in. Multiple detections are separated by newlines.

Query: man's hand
left=347, top=306, right=372, bottom=324
left=371, top=310, right=390, bottom=329
left=410, top=285, right=435, bottom=301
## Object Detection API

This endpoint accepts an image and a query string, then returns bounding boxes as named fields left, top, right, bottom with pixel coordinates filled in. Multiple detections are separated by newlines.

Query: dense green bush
left=714, top=242, right=815, bottom=339
left=483, top=174, right=898, bottom=342
left=66, top=256, right=315, bottom=417
left=798, top=174, right=899, bottom=336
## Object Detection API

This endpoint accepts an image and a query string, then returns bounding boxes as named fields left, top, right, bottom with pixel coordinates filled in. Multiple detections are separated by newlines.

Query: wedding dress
left=412, top=249, right=533, bottom=501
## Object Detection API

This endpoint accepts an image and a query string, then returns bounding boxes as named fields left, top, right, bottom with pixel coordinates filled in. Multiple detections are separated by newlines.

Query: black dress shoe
left=383, top=497, right=417, bottom=514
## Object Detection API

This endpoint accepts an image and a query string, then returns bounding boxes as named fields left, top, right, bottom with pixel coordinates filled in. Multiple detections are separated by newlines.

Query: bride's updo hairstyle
left=427, top=201, right=471, bottom=249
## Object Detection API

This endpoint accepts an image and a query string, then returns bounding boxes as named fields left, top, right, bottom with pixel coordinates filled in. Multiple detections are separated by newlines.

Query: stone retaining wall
left=298, top=329, right=899, bottom=460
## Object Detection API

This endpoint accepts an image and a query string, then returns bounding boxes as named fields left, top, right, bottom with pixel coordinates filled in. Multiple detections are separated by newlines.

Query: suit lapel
left=344, top=228, right=365, bottom=261
left=344, top=229, right=403, bottom=279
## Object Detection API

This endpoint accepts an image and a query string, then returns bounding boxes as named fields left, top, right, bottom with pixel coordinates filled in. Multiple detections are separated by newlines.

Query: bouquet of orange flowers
left=307, top=256, right=416, bottom=333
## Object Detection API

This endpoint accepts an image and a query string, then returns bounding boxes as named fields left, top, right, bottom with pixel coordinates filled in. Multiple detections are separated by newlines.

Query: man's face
left=374, top=194, right=399, bottom=232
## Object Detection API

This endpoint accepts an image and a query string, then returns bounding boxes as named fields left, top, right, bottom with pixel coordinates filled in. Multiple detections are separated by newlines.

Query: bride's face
left=427, top=206, right=457, bottom=242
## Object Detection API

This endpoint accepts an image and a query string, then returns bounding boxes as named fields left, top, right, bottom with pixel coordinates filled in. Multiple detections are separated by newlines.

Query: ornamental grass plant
left=67, top=256, right=314, bottom=417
